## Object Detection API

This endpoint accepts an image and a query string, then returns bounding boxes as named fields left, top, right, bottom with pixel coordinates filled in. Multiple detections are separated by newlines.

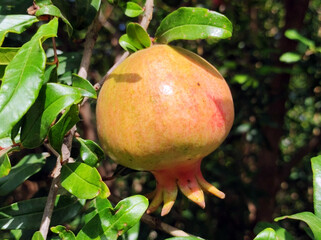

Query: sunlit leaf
left=0, top=18, right=58, bottom=138
left=0, top=195, right=84, bottom=229
left=60, top=162, right=110, bottom=199
left=76, top=137, right=105, bottom=167
left=254, top=228, right=277, bottom=240
left=72, top=73, right=97, bottom=99
left=155, top=7, right=232, bottom=44
left=275, top=212, right=321, bottom=240
left=254, top=221, right=294, bottom=240
left=312, top=155, right=321, bottom=218
left=119, top=34, right=138, bottom=52
left=279, top=52, right=301, bottom=63
left=31, top=231, right=44, bottom=240
left=51, top=225, right=76, bottom=240
left=0, top=15, right=39, bottom=46
left=77, top=195, right=148, bottom=240
left=0, top=153, right=48, bottom=196
left=0, top=153, right=11, bottom=177
left=123, top=2, right=144, bottom=18
left=285, top=29, right=315, bottom=49
left=127, top=23, right=151, bottom=49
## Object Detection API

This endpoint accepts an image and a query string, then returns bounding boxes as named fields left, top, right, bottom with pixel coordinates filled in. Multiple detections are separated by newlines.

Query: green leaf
left=31, top=231, right=44, bottom=240
left=155, top=7, right=233, bottom=44
left=279, top=52, right=301, bottom=63
left=72, top=73, right=97, bottom=99
left=285, top=29, right=315, bottom=49
left=77, top=195, right=148, bottom=240
left=76, top=137, right=105, bottom=167
left=20, top=83, right=89, bottom=148
left=254, top=228, right=277, bottom=240
left=0, top=195, right=84, bottom=229
left=119, top=34, right=139, bottom=52
left=275, top=212, right=321, bottom=240
left=0, top=47, right=19, bottom=65
left=254, top=222, right=294, bottom=240
left=75, top=0, right=101, bottom=29
left=0, top=153, right=11, bottom=177
left=0, top=15, right=39, bottom=46
left=312, top=155, right=321, bottom=218
left=51, top=225, right=76, bottom=240
left=36, top=4, right=73, bottom=37
left=127, top=23, right=151, bottom=49
left=0, top=153, right=48, bottom=196
left=49, top=105, right=80, bottom=154
left=123, top=2, right=144, bottom=18
left=0, top=18, right=58, bottom=139
left=60, top=162, right=110, bottom=199
left=84, top=198, right=113, bottom=224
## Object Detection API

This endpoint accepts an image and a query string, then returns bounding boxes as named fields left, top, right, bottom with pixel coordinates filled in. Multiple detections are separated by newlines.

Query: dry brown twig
left=37, top=1, right=191, bottom=239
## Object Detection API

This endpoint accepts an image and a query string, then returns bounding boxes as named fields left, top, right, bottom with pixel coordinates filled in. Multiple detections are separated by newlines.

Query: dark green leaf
left=279, top=52, right=301, bottom=63
left=123, top=2, right=144, bottom=18
left=54, top=52, right=82, bottom=84
left=84, top=198, right=113, bottom=224
left=75, top=0, right=101, bottom=29
left=51, top=225, right=76, bottom=240
left=0, top=195, right=84, bottom=229
left=0, top=153, right=48, bottom=196
left=155, top=7, right=233, bottom=44
left=31, top=231, right=44, bottom=240
left=275, top=212, right=321, bottom=240
left=127, top=22, right=151, bottom=49
left=76, top=137, right=105, bottom=167
left=285, top=29, right=315, bottom=49
left=0, top=47, right=19, bottom=65
left=44, top=64, right=58, bottom=84
left=0, top=18, right=58, bottom=138
left=36, top=4, right=73, bottom=37
left=0, top=153, right=11, bottom=177
left=77, top=195, right=148, bottom=240
left=0, top=15, right=39, bottom=46
left=165, top=237, right=202, bottom=240
left=312, top=155, right=321, bottom=218
left=49, top=104, right=80, bottom=154
left=254, top=228, right=277, bottom=240
left=119, top=34, right=139, bottom=52
left=20, top=83, right=88, bottom=148
left=72, top=73, right=97, bottom=99
left=60, top=162, right=110, bottom=199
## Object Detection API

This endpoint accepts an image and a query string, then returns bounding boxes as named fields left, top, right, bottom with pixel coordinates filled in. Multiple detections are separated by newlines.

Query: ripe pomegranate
left=96, top=45, right=234, bottom=215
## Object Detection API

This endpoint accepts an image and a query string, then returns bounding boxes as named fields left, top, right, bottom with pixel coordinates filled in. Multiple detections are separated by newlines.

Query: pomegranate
left=96, top=45, right=234, bottom=215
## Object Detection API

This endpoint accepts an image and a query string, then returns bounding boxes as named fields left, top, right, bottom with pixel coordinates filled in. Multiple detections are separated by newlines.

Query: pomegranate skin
left=96, top=44, right=234, bottom=215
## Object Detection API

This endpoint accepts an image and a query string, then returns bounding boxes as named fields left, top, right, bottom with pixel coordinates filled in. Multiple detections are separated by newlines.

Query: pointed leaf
left=254, top=222, right=294, bottom=240
left=76, top=137, right=105, bottom=167
left=0, top=18, right=58, bottom=138
left=0, top=15, right=39, bottom=46
left=312, top=155, right=321, bottom=218
left=285, top=29, right=315, bottom=49
left=0, top=195, right=84, bottom=229
left=20, top=83, right=87, bottom=148
left=275, top=212, right=321, bottom=240
left=254, top=228, right=277, bottom=240
left=60, top=162, right=110, bottom=199
left=32, top=231, right=44, bottom=240
left=0, top=153, right=11, bottom=178
left=51, top=225, right=76, bottom=240
left=0, top=47, right=19, bottom=65
left=77, top=195, right=148, bottom=240
left=35, top=4, right=73, bottom=37
left=49, top=104, right=80, bottom=154
left=123, top=2, right=144, bottom=18
left=0, top=153, right=48, bottom=196
left=72, top=74, right=97, bottom=99
left=279, top=52, right=301, bottom=63
left=155, top=7, right=233, bottom=44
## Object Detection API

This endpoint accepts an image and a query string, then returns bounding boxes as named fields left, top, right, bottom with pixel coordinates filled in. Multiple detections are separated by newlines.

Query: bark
left=255, top=0, right=310, bottom=222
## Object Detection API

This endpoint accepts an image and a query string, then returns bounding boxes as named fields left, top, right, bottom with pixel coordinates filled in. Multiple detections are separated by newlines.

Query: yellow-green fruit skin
left=96, top=45, right=234, bottom=171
